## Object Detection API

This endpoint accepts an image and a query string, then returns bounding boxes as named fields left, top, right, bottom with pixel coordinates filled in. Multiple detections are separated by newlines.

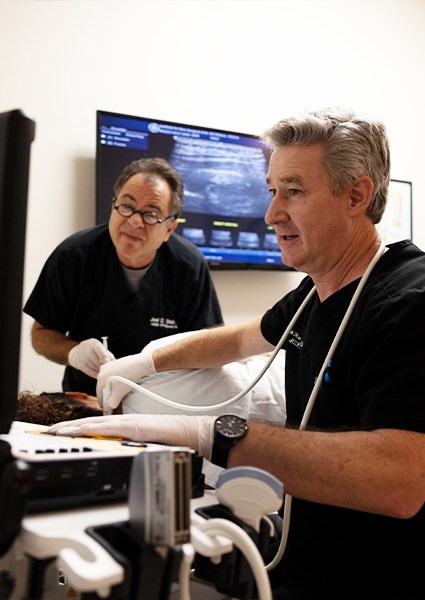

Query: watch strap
left=211, top=416, right=248, bottom=469
left=211, top=435, right=234, bottom=469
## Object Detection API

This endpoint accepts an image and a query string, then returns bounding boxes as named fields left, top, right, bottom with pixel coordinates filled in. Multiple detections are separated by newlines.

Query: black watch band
left=210, top=414, right=248, bottom=469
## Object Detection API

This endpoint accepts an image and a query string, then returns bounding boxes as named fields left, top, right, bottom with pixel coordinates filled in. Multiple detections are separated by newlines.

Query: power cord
left=178, top=543, right=195, bottom=600
left=191, top=517, right=272, bottom=600
left=266, top=241, right=386, bottom=571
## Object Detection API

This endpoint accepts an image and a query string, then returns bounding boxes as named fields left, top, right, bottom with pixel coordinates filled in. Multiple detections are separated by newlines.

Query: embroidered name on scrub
left=150, top=317, right=178, bottom=330
left=288, top=330, right=303, bottom=349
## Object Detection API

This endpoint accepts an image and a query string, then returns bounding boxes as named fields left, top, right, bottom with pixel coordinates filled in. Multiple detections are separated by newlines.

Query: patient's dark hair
left=16, top=391, right=102, bottom=426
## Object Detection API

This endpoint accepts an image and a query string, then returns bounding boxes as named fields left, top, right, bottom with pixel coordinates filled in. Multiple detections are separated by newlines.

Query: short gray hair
left=260, top=108, right=390, bottom=224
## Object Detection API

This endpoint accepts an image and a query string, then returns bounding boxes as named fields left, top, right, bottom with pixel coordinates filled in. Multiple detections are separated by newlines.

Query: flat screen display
left=96, top=110, right=288, bottom=270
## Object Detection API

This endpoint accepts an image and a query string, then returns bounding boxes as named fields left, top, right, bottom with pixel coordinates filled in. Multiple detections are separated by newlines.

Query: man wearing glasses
left=24, top=158, right=223, bottom=395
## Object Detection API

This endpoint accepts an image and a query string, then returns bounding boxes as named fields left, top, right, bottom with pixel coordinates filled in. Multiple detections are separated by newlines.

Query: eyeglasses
left=112, top=200, right=176, bottom=225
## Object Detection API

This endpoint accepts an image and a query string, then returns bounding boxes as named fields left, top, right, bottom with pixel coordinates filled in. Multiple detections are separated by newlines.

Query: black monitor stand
left=0, top=109, right=35, bottom=561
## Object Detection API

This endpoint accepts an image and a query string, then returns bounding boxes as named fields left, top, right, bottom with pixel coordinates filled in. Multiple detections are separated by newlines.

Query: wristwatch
left=211, top=414, right=248, bottom=469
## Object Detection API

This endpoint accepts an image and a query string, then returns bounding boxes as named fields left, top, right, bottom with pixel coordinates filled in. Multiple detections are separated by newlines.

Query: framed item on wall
left=377, top=179, right=412, bottom=244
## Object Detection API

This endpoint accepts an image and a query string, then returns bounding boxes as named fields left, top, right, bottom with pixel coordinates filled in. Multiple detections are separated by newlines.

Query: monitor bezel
left=0, top=109, right=35, bottom=433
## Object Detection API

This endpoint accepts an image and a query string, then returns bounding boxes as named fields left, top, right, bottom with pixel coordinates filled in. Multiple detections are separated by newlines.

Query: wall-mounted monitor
left=96, top=110, right=288, bottom=270
left=96, top=110, right=413, bottom=270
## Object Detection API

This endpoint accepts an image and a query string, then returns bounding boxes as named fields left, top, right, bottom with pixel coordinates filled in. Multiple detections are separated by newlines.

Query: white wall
left=1, top=0, right=424, bottom=393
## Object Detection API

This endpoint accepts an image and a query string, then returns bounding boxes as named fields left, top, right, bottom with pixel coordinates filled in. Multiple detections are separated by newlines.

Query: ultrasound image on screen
left=168, top=137, right=270, bottom=218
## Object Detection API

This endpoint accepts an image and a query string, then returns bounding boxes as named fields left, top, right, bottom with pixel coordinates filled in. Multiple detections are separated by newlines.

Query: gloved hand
left=68, top=339, right=115, bottom=378
left=96, top=353, right=156, bottom=413
left=47, top=414, right=215, bottom=459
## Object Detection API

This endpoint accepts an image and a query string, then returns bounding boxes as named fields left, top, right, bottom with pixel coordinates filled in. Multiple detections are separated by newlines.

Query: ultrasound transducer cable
left=107, top=243, right=387, bottom=572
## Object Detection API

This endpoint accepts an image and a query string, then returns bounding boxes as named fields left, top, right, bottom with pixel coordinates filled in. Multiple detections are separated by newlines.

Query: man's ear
left=164, top=218, right=179, bottom=240
left=349, top=176, right=374, bottom=214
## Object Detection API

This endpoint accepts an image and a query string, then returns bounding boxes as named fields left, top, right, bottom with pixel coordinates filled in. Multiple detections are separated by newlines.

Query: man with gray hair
left=50, top=109, right=425, bottom=599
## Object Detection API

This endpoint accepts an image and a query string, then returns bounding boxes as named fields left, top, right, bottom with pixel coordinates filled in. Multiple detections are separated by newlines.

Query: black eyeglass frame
left=112, top=199, right=177, bottom=225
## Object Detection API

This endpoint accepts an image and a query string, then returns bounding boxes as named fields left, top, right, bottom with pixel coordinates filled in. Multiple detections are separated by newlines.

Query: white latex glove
left=96, top=353, right=156, bottom=413
left=68, top=339, right=115, bottom=378
left=47, top=414, right=215, bottom=459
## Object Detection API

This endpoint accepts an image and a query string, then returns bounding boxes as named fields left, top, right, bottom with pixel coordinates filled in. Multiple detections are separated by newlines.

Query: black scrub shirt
left=260, top=240, right=425, bottom=599
left=24, top=224, right=223, bottom=394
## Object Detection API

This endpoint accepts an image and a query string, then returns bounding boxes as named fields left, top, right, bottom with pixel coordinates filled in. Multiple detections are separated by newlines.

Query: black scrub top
left=24, top=224, right=223, bottom=394
left=260, top=240, right=425, bottom=599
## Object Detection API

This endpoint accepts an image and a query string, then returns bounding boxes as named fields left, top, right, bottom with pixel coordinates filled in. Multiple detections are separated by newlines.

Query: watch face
left=216, top=415, right=246, bottom=439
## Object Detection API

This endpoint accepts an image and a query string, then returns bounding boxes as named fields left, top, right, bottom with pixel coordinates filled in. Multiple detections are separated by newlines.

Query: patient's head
left=16, top=391, right=102, bottom=425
